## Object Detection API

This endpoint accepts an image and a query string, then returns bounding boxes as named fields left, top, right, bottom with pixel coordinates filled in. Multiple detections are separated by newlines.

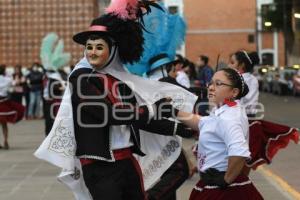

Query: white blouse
left=176, top=71, right=190, bottom=88
left=241, top=73, right=259, bottom=115
left=0, top=75, right=12, bottom=97
left=197, top=102, right=250, bottom=172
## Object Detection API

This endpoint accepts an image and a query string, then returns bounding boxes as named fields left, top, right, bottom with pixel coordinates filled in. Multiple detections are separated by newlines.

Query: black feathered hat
left=73, top=0, right=162, bottom=65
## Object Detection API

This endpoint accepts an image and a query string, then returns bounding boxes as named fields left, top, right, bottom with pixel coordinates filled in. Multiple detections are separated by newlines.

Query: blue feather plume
left=126, top=2, right=186, bottom=76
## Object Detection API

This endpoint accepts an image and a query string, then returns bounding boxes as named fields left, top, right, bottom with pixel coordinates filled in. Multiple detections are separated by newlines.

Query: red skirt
left=247, top=120, right=299, bottom=169
left=189, top=175, right=263, bottom=200
left=0, top=98, right=25, bottom=123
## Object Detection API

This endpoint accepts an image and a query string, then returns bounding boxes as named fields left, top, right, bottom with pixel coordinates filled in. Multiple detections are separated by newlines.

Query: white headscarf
left=75, top=46, right=196, bottom=109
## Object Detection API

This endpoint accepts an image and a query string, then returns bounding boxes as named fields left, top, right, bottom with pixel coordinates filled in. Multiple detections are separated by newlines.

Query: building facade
left=0, top=0, right=98, bottom=67
left=257, top=0, right=285, bottom=67
left=183, top=0, right=257, bottom=67
left=0, top=0, right=287, bottom=68
left=164, top=0, right=285, bottom=67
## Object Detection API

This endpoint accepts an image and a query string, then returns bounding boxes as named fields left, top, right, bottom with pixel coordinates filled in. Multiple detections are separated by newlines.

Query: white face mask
left=85, top=39, right=110, bottom=69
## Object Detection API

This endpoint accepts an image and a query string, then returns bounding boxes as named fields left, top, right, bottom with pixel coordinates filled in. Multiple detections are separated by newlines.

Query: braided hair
left=220, top=67, right=249, bottom=99
left=233, top=50, right=260, bottom=73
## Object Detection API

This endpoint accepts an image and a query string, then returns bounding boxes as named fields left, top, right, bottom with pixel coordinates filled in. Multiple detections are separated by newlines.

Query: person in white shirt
left=170, top=67, right=263, bottom=199
left=228, top=50, right=259, bottom=118
left=0, top=65, right=25, bottom=149
left=175, top=55, right=191, bottom=88
left=228, top=50, right=300, bottom=177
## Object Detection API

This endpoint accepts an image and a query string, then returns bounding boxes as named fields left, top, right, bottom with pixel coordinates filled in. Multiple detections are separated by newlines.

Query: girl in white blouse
left=228, top=50, right=299, bottom=176
left=228, top=50, right=260, bottom=118
left=0, top=65, right=25, bottom=149
left=174, top=68, right=263, bottom=200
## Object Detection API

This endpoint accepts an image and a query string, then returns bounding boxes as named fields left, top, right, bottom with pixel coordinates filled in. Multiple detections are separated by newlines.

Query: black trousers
left=82, top=158, right=145, bottom=200
left=43, top=100, right=54, bottom=136
left=147, top=150, right=189, bottom=200
left=10, top=92, right=23, bottom=104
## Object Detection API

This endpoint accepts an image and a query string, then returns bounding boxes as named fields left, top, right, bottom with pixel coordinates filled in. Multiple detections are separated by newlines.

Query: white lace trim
left=173, top=122, right=178, bottom=136
left=0, top=98, right=8, bottom=103
left=0, top=111, right=17, bottom=115
left=194, top=180, right=252, bottom=192
left=78, top=154, right=116, bottom=162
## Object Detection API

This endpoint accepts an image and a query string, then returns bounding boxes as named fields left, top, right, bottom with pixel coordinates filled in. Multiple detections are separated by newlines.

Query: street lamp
left=264, top=21, right=272, bottom=27
left=293, top=64, right=300, bottom=69
left=294, top=13, right=300, bottom=19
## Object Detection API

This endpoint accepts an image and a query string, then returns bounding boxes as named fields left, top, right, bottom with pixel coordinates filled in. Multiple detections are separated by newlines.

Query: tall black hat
left=73, top=0, right=161, bottom=65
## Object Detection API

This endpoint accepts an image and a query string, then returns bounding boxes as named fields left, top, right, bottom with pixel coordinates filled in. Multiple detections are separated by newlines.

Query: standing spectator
left=195, top=55, right=214, bottom=116
left=196, top=55, right=214, bottom=87
left=187, top=60, right=198, bottom=85
left=23, top=69, right=31, bottom=119
left=11, top=64, right=26, bottom=104
left=175, top=55, right=191, bottom=88
left=0, top=64, right=25, bottom=149
left=159, top=61, right=184, bottom=88
left=27, top=63, right=44, bottom=119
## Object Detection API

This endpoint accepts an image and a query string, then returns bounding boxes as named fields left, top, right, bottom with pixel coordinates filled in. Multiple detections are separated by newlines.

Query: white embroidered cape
left=34, top=49, right=197, bottom=199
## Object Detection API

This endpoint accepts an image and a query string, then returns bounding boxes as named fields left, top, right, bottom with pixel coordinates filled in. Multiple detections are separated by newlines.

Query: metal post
left=283, top=0, right=288, bottom=66
left=255, top=0, right=259, bottom=53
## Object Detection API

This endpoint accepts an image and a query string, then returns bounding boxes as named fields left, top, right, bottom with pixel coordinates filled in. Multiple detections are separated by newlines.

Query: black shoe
left=4, top=142, right=9, bottom=150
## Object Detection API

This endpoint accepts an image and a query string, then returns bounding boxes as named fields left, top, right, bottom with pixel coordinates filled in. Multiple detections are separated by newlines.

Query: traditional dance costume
left=71, top=61, right=195, bottom=199
left=43, top=71, right=66, bottom=135
left=34, top=1, right=198, bottom=199
left=40, top=33, right=70, bottom=135
left=247, top=120, right=299, bottom=169
left=241, top=72, right=299, bottom=169
left=241, top=72, right=259, bottom=117
left=126, top=3, right=193, bottom=200
left=190, top=101, right=263, bottom=200
left=0, top=75, right=24, bottom=124
left=71, top=1, right=196, bottom=199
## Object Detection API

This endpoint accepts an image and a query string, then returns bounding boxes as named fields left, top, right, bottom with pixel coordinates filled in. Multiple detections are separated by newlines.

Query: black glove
left=176, top=123, right=194, bottom=138
left=154, top=98, right=179, bottom=119
left=200, top=168, right=229, bottom=189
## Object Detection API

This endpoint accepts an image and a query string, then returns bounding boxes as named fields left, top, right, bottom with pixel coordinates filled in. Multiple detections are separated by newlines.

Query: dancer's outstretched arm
left=177, top=110, right=201, bottom=131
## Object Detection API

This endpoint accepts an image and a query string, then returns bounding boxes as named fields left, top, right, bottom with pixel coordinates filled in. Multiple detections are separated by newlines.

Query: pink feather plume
left=105, top=0, right=139, bottom=20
